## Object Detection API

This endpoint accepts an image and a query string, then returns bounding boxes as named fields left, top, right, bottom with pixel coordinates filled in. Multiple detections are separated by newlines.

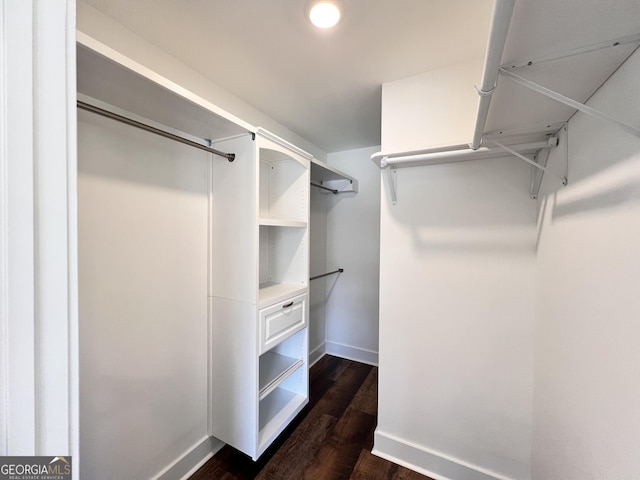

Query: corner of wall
left=381, top=57, right=484, bottom=152
left=373, top=431, right=517, bottom=480
left=532, top=46, right=640, bottom=480
left=324, top=146, right=381, bottom=364
left=155, top=437, right=224, bottom=480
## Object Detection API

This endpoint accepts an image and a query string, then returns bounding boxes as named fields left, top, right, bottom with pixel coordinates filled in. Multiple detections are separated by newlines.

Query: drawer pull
left=282, top=302, right=294, bottom=308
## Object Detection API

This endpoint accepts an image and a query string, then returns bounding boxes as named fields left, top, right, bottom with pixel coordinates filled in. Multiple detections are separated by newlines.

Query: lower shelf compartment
left=259, top=351, right=304, bottom=400
left=258, top=387, right=307, bottom=454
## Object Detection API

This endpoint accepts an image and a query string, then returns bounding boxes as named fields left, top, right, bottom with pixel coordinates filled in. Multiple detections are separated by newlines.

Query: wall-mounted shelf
left=77, top=34, right=252, bottom=143
left=259, top=218, right=307, bottom=228
left=310, top=158, right=358, bottom=194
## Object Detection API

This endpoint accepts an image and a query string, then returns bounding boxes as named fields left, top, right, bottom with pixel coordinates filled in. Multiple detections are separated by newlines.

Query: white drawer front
left=260, top=294, right=306, bottom=354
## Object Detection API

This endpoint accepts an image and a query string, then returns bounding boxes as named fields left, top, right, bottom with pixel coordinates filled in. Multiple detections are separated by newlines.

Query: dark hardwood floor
left=190, top=355, right=433, bottom=480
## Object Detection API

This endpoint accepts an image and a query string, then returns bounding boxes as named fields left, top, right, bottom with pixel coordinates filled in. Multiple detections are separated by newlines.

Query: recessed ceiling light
left=307, top=0, right=343, bottom=29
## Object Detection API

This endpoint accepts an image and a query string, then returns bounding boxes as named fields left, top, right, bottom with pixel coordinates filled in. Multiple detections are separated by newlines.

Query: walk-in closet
left=3, top=1, right=640, bottom=480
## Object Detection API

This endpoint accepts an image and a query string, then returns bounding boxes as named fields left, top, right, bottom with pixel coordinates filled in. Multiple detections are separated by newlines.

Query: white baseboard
left=154, top=435, right=225, bottom=480
left=309, top=342, right=327, bottom=367
left=325, top=341, right=378, bottom=366
left=373, top=430, right=516, bottom=480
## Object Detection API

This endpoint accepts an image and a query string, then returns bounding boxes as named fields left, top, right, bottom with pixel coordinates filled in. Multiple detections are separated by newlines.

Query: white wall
left=378, top=33, right=640, bottom=480
left=533, top=48, right=640, bottom=480
left=309, top=146, right=381, bottom=366
left=78, top=111, right=218, bottom=479
left=309, top=186, right=328, bottom=364
left=382, top=58, right=483, bottom=152
left=376, top=158, right=535, bottom=480
left=76, top=1, right=326, bottom=162
left=323, top=146, right=381, bottom=365
left=376, top=63, right=535, bottom=480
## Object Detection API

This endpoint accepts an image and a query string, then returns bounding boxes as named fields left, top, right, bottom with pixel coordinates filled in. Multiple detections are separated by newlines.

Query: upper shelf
left=484, top=0, right=640, bottom=143
left=310, top=159, right=358, bottom=194
left=77, top=33, right=252, bottom=143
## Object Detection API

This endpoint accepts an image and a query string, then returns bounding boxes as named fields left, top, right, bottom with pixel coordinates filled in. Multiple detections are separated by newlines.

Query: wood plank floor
left=190, top=355, right=433, bottom=480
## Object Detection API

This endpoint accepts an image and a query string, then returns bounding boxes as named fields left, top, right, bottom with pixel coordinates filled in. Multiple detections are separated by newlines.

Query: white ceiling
left=78, top=0, right=640, bottom=154
left=78, top=0, right=494, bottom=153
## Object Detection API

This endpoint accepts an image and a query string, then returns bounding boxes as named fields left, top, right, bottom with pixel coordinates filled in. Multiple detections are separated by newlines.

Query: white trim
left=325, top=341, right=378, bottom=366
left=308, top=342, right=327, bottom=367
left=0, top=0, right=78, bottom=461
left=373, top=430, right=517, bottom=480
left=34, top=0, right=74, bottom=454
left=153, top=436, right=224, bottom=480
left=65, top=0, right=80, bottom=474
left=5, top=0, right=37, bottom=454
left=0, top=0, right=8, bottom=455
left=207, top=157, right=214, bottom=437
left=255, top=127, right=314, bottom=160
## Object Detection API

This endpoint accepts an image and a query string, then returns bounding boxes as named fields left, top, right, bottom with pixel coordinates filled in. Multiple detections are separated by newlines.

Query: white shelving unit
left=210, top=130, right=310, bottom=459
left=77, top=36, right=310, bottom=462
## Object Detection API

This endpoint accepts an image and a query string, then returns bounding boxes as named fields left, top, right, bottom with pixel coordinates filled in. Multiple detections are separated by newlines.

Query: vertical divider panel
left=210, top=134, right=257, bottom=304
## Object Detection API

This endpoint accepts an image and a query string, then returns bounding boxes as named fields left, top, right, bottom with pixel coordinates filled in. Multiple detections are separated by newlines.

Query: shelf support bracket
left=489, top=138, right=567, bottom=186
left=529, top=149, right=548, bottom=199
left=499, top=68, right=640, bottom=139
left=310, top=182, right=338, bottom=194
left=381, top=157, right=398, bottom=205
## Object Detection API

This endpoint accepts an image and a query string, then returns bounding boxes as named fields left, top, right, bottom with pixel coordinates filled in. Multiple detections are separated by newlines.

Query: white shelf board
left=259, top=218, right=307, bottom=228
left=310, top=158, right=358, bottom=193
left=485, top=0, right=640, bottom=136
left=258, top=387, right=307, bottom=453
left=258, top=283, right=307, bottom=308
left=259, top=352, right=304, bottom=400
left=76, top=36, right=252, bottom=143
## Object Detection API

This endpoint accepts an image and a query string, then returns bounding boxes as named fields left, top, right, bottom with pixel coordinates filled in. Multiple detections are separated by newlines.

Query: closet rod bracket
left=311, top=182, right=338, bottom=194
left=386, top=163, right=398, bottom=205
left=489, top=138, right=567, bottom=186
left=207, top=138, right=235, bottom=162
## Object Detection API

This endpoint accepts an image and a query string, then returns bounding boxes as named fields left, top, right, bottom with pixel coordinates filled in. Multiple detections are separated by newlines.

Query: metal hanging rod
left=379, top=140, right=552, bottom=168
left=311, top=182, right=338, bottom=194
left=310, top=268, right=343, bottom=281
left=77, top=100, right=236, bottom=161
